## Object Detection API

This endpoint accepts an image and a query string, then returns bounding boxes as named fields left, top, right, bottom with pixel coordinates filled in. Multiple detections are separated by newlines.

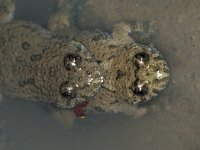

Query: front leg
left=0, top=0, right=15, bottom=24
left=129, top=21, right=158, bottom=45
left=48, top=0, right=73, bottom=32
left=86, top=88, right=147, bottom=118
left=44, top=105, right=76, bottom=127
left=111, top=22, right=135, bottom=44
left=111, top=21, right=158, bottom=46
left=48, top=0, right=80, bottom=39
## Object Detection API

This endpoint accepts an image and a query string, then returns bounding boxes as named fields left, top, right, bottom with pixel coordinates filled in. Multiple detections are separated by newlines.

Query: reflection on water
left=1, top=0, right=200, bottom=150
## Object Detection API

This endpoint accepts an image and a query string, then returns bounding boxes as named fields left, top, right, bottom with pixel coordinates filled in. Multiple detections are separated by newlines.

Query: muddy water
left=1, top=0, right=200, bottom=150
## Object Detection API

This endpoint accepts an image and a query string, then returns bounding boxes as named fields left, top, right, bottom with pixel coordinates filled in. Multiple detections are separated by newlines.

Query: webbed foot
left=45, top=105, right=76, bottom=128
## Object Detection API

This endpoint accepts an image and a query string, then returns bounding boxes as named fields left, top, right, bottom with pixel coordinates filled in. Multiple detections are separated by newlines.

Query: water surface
left=1, top=0, right=200, bottom=149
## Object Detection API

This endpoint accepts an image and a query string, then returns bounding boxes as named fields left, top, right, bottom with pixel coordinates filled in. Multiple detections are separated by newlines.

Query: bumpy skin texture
left=0, top=0, right=169, bottom=117
left=0, top=21, right=103, bottom=108
left=75, top=24, right=169, bottom=114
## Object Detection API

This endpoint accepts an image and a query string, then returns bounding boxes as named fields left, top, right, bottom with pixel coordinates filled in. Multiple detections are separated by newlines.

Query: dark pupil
left=60, top=81, right=76, bottom=99
left=64, top=53, right=82, bottom=70
left=135, top=52, right=149, bottom=62
left=132, top=81, right=148, bottom=96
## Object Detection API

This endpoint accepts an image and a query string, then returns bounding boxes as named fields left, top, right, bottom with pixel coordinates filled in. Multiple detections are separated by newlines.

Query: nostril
left=116, top=70, right=124, bottom=80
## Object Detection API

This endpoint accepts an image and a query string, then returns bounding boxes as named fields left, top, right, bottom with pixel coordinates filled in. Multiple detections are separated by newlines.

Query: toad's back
left=0, top=21, right=52, bottom=99
left=0, top=21, right=103, bottom=108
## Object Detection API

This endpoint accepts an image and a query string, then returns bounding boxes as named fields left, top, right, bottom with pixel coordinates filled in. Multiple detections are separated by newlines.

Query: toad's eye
left=134, top=52, right=149, bottom=67
left=60, top=81, right=77, bottom=99
left=132, top=81, right=148, bottom=96
left=64, top=53, right=82, bottom=70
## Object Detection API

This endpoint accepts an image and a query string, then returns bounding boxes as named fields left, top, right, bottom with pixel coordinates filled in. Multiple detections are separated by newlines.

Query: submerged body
left=0, top=0, right=169, bottom=116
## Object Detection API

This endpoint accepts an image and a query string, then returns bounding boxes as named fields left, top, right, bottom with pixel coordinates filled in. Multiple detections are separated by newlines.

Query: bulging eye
left=134, top=52, right=149, bottom=67
left=64, top=53, right=82, bottom=70
left=60, top=81, right=77, bottom=99
left=132, top=81, right=148, bottom=96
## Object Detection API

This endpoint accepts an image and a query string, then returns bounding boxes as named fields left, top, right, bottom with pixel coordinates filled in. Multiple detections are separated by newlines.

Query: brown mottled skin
left=74, top=26, right=169, bottom=114
left=0, top=21, right=103, bottom=108
left=0, top=0, right=169, bottom=119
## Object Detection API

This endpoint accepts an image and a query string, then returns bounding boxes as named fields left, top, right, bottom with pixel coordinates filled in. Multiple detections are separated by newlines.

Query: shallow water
left=1, top=0, right=200, bottom=149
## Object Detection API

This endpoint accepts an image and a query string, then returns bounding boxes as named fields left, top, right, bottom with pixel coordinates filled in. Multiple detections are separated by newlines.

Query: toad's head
left=102, top=43, right=169, bottom=105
